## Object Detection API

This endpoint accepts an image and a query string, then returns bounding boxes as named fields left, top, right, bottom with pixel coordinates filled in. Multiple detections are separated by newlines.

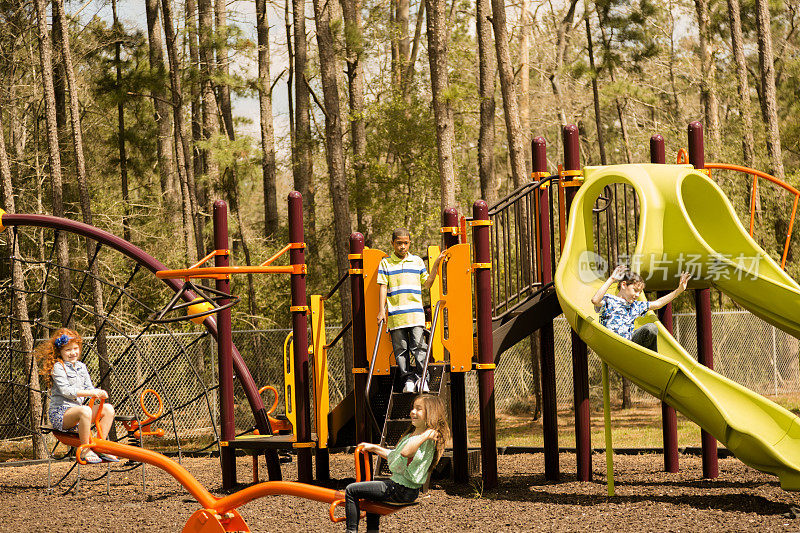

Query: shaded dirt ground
left=2, top=451, right=800, bottom=532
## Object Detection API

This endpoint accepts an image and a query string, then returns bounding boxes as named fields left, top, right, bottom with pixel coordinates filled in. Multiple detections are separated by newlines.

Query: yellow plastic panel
left=363, top=248, right=394, bottom=374
left=309, top=295, right=329, bottom=447
left=427, top=246, right=445, bottom=363
left=439, top=243, right=474, bottom=372
left=282, top=332, right=297, bottom=440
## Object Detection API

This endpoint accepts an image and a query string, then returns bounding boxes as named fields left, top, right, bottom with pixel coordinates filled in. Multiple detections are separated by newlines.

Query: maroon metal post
left=288, top=191, right=313, bottom=483
left=473, top=201, right=497, bottom=489
left=213, top=200, right=237, bottom=489
left=651, top=134, right=679, bottom=474
left=350, top=233, right=368, bottom=445
left=442, top=208, right=469, bottom=483
left=533, top=136, right=559, bottom=481
left=563, top=124, right=591, bottom=482
left=688, top=122, right=718, bottom=479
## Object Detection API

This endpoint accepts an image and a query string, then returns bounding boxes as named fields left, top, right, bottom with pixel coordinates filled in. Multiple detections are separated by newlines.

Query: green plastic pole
left=601, top=361, right=615, bottom=496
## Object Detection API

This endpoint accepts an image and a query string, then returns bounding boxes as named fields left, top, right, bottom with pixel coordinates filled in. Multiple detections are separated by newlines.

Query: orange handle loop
left=676, top=148, right=688, bottom=164
left=328, top=499, right=365, bottom=523
left=258, top=385, right=281, bottom=416
left=329, top=499, right=346, bottom=523
left=75, top=442, right=96, bottom=465
left=355, top=444, right=371, bottom=482
left=139, top=389, right=164, bottom=420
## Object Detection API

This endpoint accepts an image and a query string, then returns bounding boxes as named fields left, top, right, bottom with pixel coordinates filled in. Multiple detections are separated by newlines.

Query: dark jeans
left=389, top=326, right=428, bottom=388
left=631, top=323, right=658, bottom=351
left=345, top=479, right=419, bottom=531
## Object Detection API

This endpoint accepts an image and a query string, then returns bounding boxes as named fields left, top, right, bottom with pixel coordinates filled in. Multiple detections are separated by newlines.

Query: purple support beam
left=214, top=201, right=237, bottom=489
left=688, top=122, right=718, bottom=479
left=288, top=191, right=313, bottom=483
left=563, top=124, right=591, bottom=482
left=442, top=208, right=469, bottom=483
left=472, top=201, right=498, bottom=489
left=350, top=233, right=368, bottom=446
left=533, top=137, right=559, bottom=481
left=651, top=134, right=679, bottom=474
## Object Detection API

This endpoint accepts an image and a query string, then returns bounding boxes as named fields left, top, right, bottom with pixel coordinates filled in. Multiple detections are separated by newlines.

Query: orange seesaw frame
left=56, top=403, right=400, bottom=532
left=155, top=242, right=307, bottom=280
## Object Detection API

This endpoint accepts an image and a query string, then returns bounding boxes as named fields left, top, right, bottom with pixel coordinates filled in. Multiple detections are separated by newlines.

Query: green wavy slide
left=554, top=163, right=800, bottom=490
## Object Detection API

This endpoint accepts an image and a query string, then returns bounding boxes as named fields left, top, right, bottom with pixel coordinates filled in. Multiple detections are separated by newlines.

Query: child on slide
left=38, top=328, right=119, bottom=463
left=591, top=265, right=691, bottom=351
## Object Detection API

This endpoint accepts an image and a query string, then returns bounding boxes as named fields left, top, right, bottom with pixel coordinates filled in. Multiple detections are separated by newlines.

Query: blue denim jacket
left=49, top=360, right=94, bottom=412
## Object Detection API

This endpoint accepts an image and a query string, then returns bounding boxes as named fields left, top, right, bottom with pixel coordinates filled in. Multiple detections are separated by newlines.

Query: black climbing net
left=0, top=222, right=223, bottom=462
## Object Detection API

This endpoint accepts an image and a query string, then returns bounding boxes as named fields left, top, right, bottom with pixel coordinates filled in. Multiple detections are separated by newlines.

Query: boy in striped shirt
left=377, top=228, right=449, bottom=393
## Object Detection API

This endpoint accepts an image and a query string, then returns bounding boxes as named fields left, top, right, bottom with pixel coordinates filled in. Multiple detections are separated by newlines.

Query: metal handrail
left=323, top=320, right=352, bottom=350
left=364, top=319, right=385, bottom=435
left=419, top=300, right=443, bottom=392
left=322, top=271, right=350, bottom=301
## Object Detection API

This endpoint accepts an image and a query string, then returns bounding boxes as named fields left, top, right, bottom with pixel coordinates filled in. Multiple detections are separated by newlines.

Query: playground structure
left=2, top=117, right=800, bottom=528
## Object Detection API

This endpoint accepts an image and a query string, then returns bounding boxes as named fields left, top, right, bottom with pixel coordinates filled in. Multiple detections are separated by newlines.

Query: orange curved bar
left=706, top=162, right=799, bottom=269
left=705, top=163, right=800, bottom=195
left=355, top=444, right=371, bottom=482
left=54, top=433, right=217, bottom=508
left=140, top=389, right=164, bottom=419
left=258, top=385, right=280, bottom=416
left=676, top=148, right=688, bottom=164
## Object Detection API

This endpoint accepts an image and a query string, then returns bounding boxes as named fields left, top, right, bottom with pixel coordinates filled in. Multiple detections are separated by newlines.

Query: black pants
left=631, top=323, right=658, bottom=351
left=344, top=479, right=419, bottom=531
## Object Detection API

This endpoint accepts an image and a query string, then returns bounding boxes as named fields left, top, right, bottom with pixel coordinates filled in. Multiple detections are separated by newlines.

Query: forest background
left=0, top=0, right=799, bottom=409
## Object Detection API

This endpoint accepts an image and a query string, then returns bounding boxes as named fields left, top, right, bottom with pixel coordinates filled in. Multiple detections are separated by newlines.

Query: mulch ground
left=2, top=451, right=799, bottom=532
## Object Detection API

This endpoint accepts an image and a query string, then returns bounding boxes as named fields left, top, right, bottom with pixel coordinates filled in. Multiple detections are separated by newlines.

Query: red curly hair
left=37, top=328, right=83, bottom=388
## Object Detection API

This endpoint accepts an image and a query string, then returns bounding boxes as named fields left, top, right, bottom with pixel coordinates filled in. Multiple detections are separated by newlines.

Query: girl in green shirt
left=344, top=394, right=450, bottom=532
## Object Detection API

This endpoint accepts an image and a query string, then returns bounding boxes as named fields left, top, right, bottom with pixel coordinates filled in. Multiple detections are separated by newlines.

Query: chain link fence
left=2, top=311, right=798, bottom=458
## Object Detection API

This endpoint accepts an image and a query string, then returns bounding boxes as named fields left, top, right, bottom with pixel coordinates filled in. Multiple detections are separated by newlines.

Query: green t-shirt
left=387, top=434, right=436, bottom=488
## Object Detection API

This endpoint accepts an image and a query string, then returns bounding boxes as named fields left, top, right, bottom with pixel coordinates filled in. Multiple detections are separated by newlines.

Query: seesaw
left=50, top=395, right=412, bottom=532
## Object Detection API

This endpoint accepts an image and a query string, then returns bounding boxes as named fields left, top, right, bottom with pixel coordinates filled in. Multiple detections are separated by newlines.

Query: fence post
left=473, top=200, right=497, bottom=489
left=288, top=191, right=314, bottom=483
left=213, top=200, right=237, bottom=489
left=651, top=134, right=679, bottom=474
left=688, top=121, right=718, bottom=479
left=533, top=136, right=559, bottom=481
left=563, top=124, right=591, bottom=482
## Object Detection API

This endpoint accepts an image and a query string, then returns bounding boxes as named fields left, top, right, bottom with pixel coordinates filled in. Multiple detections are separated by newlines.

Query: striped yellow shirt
left=377, top=252, right=429, bottom=330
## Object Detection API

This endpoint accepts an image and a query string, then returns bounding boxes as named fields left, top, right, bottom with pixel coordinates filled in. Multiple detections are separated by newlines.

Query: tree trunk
left=162, top=0, right=200, bottom=263
left=518, top=0, right=531, bottom=174
left=285, top=0, right=295, bottom=140
left=492, top=0, right=535, bottom=189
left=216, top=0, right=235, bottom=140
left=292, top=0, right=317, bottom=261
left=34, top=0, right=72, bottom=326
left=549, top=0, right=578, bottom=127
left=256, top=0, right=279, bottom=238
left=145, top=0, right=178, bottom=203
left=198, top=0, right=221, bottom=191
left=341, top=0, right=367, bottom=238
left=726, top=0, right=756, bottom=168
left=403, top=1, right=425, bottom=93
left=754, top=0, right=785, bottom=182
left=586, top=14, right=606, bottom=165
left=56, top=0, right=112, bottom=399
left=693, top=0, right=721, bottom=155
left=476, top=0, right=496, bottom=205
left=0, top=106, right=46, bottom=459
left=112, top=0, right=131, bottom=243
left=313, top=0, right=355, bottom=392
left=51, top=0, right=67, bottom=150
left=426, top=0, right=456, bottom=210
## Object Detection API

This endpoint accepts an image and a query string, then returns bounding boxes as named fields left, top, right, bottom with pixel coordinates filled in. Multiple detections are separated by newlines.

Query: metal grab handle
left=420, top=300, right=443, bottom=392
left=364, top=320, right=385, bottom=435
left=329, top=499, right=366, bottom=524
left=76, top=396, right=105, bottom=464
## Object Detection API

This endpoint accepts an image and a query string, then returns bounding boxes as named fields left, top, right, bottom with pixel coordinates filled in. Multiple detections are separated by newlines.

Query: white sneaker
left=403, top=380, right=416, bottom=393
left=421, top=381, right=430, bottom=393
